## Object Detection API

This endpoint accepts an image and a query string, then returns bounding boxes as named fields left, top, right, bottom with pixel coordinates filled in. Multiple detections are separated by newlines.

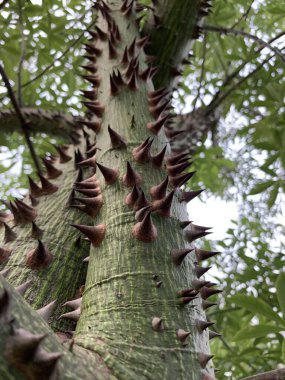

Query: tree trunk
left=0, top=1, right=217, bottom=379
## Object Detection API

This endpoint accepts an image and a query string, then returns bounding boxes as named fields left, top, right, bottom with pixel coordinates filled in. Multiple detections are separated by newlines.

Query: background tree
left=0, top=0, right=284, bottom=379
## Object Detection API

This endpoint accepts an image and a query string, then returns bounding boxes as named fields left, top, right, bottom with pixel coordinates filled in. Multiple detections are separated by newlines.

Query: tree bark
left=0, top=1, right=216, bottom=379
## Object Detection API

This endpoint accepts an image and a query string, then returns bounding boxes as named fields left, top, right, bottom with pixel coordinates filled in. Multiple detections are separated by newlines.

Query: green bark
left=0, top=146, right=92, bottom=331
left=144, top=0, right=201, bottom=89
left=0, top=108, right=77, bottom=140
left=0, top=1, right=216, bottom=379
left=74, top=1, right=214, bottom=379
left=0, top=275, right=116, bottom=380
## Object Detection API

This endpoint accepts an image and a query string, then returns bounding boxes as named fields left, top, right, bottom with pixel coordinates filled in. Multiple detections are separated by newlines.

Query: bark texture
left=0, top=1, right=218, bottom=379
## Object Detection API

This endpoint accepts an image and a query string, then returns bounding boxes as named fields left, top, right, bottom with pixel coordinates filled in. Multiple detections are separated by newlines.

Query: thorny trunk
left=0, top=1, right=218, bottom=379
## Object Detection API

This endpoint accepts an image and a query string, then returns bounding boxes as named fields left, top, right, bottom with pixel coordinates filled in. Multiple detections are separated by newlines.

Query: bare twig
left=193, top=34, right=207, bottom=111
left=206, top=54, right=272, bottom=115
left=231, top=0, right=255, bottom=29
left=0, top=0, right=9, bottom=10
left=240, top=368, right=285, bottom=380
left=17, top=0, right=26, bottom=106
left=0, top=64, right=42, bottom=174
left=206, top=32, right=285, bottom=113
left=201, top=25, right=285, bottom=64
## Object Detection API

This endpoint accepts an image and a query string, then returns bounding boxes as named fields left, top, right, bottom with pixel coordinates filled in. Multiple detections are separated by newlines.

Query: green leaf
left=276, top=273, right=285, bottom=316
left=233, top=324, right=284, bottom=341
left=267, top=184, right=279, bottom=208
left=282, top=339, right=285, bottom=362
left=230, top=294, right=285, bottom=326
left=249, top=181, right=275, bottom=195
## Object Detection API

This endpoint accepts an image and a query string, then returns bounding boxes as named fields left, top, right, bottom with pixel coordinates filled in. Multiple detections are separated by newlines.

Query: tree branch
left=0, top=64, right=42, bottom=174
left=17, top=0, right=26, bottom=106
left=0, top=276, right=111, bottom=380
left=144, top=0, right=203, bottom=89
left=193, top=34, right=207, bottom=111
left=201, top=25, right=285, bottom=64
left=206, top=31, right=285, bottom=111
left=240, top=369, right=285, bottom=380
left=230, top=0, right=255, bottom=29
left=0, top=108, right=80, bottom=140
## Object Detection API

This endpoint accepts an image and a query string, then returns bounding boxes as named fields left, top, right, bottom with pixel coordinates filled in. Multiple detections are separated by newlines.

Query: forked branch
left=201, top=25, right=285, bottom=64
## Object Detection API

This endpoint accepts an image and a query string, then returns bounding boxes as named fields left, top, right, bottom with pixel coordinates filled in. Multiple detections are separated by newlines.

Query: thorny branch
left=201, top=24, right=285, bottom=64
left=0, top=64, right=42, bottom=174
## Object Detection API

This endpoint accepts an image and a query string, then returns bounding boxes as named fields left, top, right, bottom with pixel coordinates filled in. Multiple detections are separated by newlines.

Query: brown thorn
left=125, top=185, right=140, bottom=206
left=26, top=240, right=53, bottom=270
left=122, top=161, right=141, bottom=187
left=132, top=211, right=157, bottom=242
left=171, top=248, right=193, bottom=266
left=152, top=190, right=175, bottom=217
left=108, top=125, right=127, bottom=149
left=71, top=223, right=106, bottom=247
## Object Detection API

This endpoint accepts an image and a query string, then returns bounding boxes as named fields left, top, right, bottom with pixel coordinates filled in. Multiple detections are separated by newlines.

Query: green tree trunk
left=0, top=1, right=217, bottom=379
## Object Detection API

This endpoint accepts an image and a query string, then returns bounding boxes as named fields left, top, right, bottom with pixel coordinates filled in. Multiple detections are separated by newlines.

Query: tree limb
left=201, top=25, right=285, bottom=64
left=193, top=34, right=207, bottom=110
left=0, top=64, right=42, bottom=174
left=16, top=0, right=26, bottom=107
left=240, top=369, right=285, bottom=380
left=0, top=276, right=113, bottom=380
left=143, top=0, right=203, bottom=89
left=230, top=0, right=255, bottom=29
left=0, top=108, right=80, bottom=140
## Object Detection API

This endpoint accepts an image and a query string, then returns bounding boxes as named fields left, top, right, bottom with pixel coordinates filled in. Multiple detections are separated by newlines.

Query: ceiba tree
left=0, top=1, right=223, bottom=379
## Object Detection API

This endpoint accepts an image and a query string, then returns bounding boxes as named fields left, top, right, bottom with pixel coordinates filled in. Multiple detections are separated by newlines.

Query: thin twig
left=193, top=34, right=207, bottom=111
left=0, top=64, right=42, bottom=174
left=201, top=24, right=285, bottom=64
left=17, top=0, right=26, bottom=106
left=0, top=0, right=9, bottom=10
left=22, top=17, right=95, bottom=88
left=206, top=32, right=285, bottom=112
left=231, top=0, right=255, bottom=29
left=206, top=55, right=272, bottom=115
